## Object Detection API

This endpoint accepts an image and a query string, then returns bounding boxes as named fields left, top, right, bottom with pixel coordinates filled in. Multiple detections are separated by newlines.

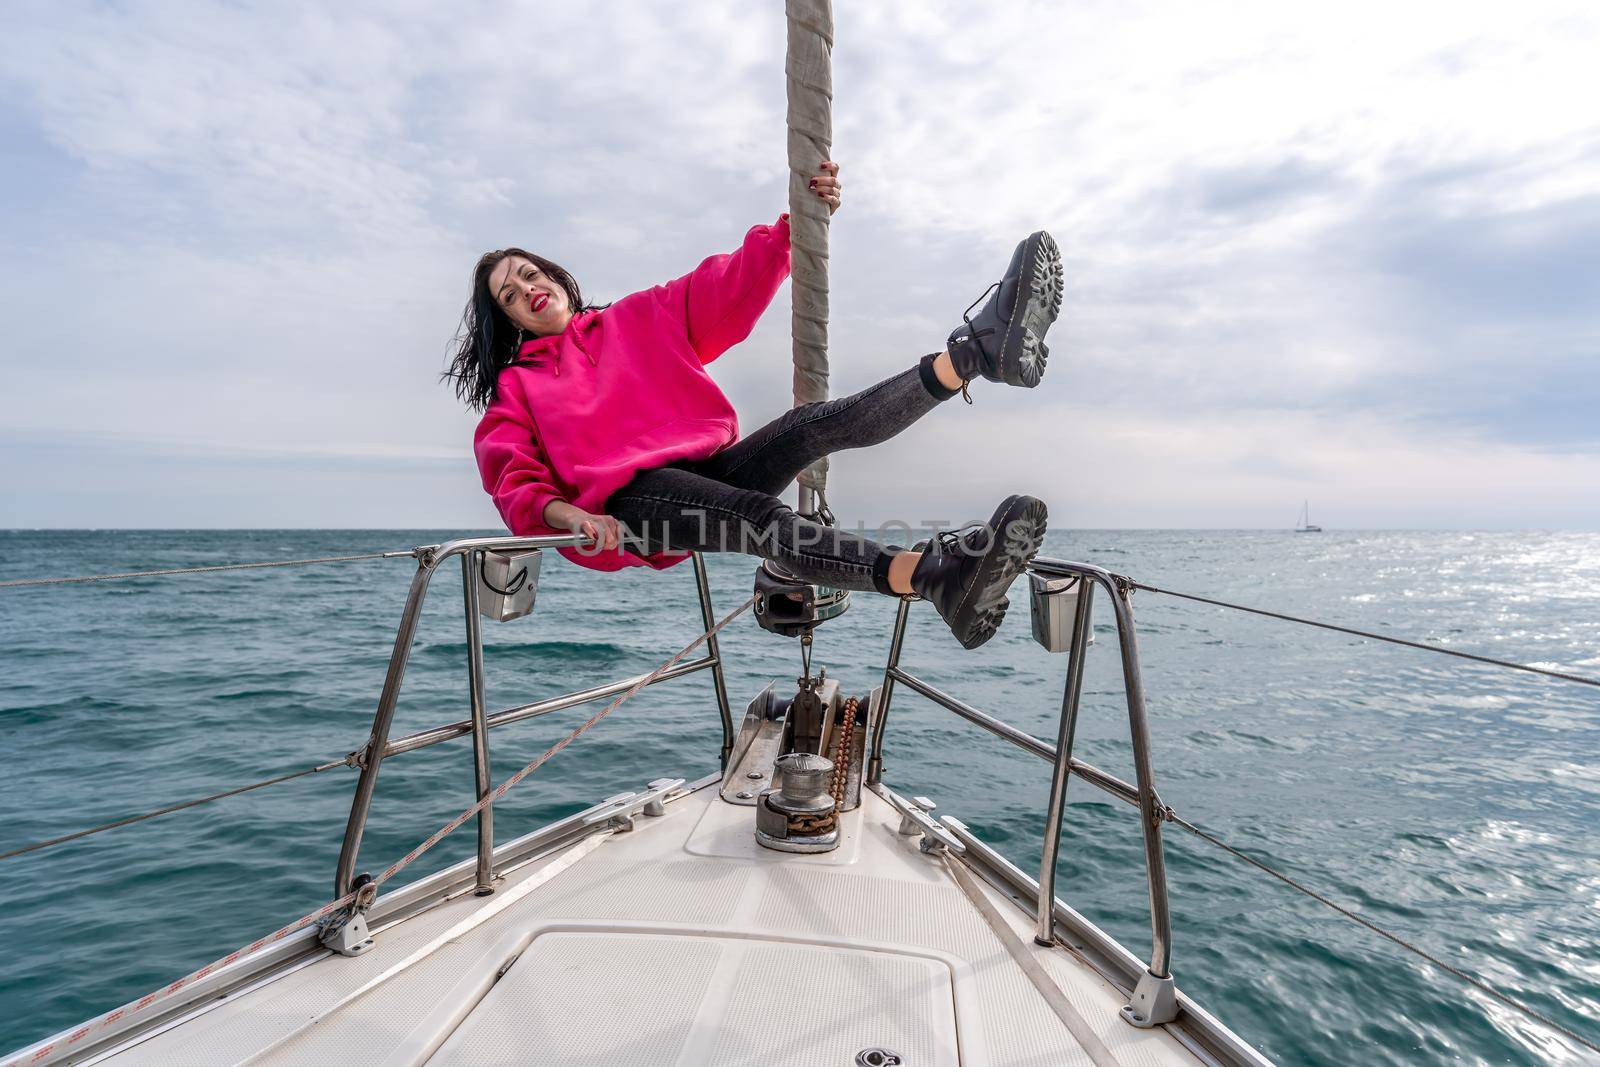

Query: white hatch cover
left=406, top=927, right=961, bottom=1066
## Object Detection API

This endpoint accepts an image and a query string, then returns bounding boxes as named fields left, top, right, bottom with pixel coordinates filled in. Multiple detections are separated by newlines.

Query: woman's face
left=487, top=255, right=572, bottom=338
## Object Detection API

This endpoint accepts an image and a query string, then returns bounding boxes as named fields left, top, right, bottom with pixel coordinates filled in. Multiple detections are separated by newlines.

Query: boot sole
left=999, top=232, right=1063, bottom=388
left=950, top=495, right=1050, bottom=649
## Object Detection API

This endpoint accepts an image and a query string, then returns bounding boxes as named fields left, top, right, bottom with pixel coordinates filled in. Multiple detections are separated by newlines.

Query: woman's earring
left=515, top=328, right=525, bottom=352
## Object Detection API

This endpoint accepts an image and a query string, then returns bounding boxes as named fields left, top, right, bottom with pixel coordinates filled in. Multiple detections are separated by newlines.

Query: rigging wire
left=0, top=550, right=413, bottom=589
left=365, top=591, right=757, bottom=889
left=7, top=593, right=758, bottom=1066
left=1121, top=579, right=1599, bottom=1051
left=1130, top=582, right=1600, bottom=689
left=5, top=566, right=1592, bottom=1053
left=1163, top=810, right=1600, bottom=1057
left=0, top=756, right=355, bottom=863
left=6, top=543, right=1593, bottom=1051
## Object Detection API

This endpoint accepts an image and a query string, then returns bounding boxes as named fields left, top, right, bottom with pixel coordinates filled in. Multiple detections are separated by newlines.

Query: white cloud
left=0, top=0, right=1596, bottom=527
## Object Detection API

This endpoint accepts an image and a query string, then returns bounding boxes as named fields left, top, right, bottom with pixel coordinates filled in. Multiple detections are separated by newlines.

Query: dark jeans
left=604, top=357, right=953, bottom=594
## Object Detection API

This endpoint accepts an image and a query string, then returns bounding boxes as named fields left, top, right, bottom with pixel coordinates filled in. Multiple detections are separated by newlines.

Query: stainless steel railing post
left=866, top=595, right=912, bottom=786
left=1035, top=579, right=1095, bottom=945
left=335, top=533, right=584, bottom=898
left=462, top=551, right=496, bottom=896
left=334, top=534, right=742, bottom=901
left=1100, top=573, right=1172, bottom=979
left=334, top=556, right=440, bottom=897
left=690, top=552, right=736, bottom=769
left=1027, top=559, right=1174, bottom=980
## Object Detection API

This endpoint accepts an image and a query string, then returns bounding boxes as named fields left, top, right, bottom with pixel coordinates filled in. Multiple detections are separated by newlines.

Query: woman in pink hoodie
left=447, top=163, right=1064, bottom=650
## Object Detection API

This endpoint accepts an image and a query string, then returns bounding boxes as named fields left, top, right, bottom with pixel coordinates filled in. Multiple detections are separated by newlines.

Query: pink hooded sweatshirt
left=474, top=213, right=793, bottom=572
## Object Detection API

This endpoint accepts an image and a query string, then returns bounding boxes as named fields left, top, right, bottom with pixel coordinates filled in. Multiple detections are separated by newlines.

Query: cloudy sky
left=1, top=0, right=1596, bottom=529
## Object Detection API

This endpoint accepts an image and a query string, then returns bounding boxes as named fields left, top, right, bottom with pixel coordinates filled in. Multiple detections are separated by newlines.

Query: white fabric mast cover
left=785, top=0, right=832, bottom=513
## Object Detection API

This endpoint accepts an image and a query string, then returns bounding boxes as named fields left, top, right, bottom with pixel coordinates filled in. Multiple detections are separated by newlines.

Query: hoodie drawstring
left=570, top=322, right=600, bottom=368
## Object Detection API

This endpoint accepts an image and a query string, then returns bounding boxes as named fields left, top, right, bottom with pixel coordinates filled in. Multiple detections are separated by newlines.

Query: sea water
left=1, top=529, right=1596, bottom=1065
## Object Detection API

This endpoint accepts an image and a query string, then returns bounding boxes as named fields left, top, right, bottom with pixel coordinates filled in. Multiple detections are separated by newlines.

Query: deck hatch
left=427, top=929, right=960, bottom=1066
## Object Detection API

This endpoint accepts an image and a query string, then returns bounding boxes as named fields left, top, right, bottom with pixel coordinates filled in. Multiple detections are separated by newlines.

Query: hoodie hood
left=514, top=309, right=602, bottom=377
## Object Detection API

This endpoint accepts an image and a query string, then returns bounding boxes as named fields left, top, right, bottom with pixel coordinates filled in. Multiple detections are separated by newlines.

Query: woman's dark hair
left=442, top=248, right=601, bottom=412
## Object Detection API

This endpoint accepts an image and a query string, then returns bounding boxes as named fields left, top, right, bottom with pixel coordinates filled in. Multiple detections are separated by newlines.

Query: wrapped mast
left=785, top=0, right=833, bottom=517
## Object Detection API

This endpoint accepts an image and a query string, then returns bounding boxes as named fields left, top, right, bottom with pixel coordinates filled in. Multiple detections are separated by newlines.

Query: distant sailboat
left=1295, top=500, right=1323, bottom=533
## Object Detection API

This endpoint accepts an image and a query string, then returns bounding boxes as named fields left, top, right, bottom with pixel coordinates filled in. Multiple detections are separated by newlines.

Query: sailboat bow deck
left=55, top=777, right=1265, bottom=1067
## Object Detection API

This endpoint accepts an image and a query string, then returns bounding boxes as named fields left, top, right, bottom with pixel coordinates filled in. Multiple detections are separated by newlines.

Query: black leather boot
left=909, top=495, right=1049, bottom=649
left=946, top=231, right=1063, bottom=392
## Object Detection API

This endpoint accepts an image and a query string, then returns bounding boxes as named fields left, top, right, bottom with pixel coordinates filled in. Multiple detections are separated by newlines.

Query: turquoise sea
left=1, top=529, right=1597, bottom=1065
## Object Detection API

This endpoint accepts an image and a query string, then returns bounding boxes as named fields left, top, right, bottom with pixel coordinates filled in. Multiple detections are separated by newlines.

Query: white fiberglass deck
left=87, top=782, right=1214, bottom=1066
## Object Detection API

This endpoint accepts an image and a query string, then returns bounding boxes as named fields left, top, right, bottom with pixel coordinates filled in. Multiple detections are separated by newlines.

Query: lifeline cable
left=1164, top=811, right=1600, bottom=1057
left=7, top=592, right=757, bottom=1067
left=1131, top=582, right=1600, bottom=689
left=0, top=551, right=411, bottom=589
left=0, top=756, right=355, bottom=862
left=1124, top=579, right=1600, bottom=1050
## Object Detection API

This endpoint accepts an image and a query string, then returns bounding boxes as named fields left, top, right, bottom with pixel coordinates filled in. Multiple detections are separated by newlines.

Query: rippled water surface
left=2, top=529, right=1597, bottom=1064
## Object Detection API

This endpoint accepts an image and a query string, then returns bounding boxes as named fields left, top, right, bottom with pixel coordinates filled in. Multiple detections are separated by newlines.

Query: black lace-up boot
left=946, top=231, right=1063, bottom=396
left=908, top=495, right=1049, bottom=649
